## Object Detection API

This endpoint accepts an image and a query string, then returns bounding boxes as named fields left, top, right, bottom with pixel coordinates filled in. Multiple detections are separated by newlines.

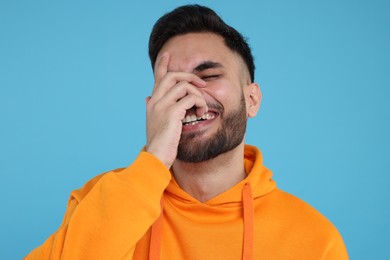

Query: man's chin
left=176, top=142, right=212, bottom=163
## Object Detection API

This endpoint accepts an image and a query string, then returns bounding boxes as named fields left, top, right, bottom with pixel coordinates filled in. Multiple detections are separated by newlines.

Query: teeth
left=182, top=112, right=215, bottom=124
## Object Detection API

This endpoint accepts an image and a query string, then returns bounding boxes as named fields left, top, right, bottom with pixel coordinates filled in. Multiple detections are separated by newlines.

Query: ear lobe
left=246, top=83, right=262, bottom=118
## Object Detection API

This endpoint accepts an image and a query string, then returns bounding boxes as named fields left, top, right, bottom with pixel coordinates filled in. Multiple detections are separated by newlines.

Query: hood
left=149, top=144, right=276, bottom=260
left=164, top=144, right=276, bottom=205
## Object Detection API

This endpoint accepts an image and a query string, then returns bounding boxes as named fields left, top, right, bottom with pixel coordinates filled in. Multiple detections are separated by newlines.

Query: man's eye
left=202, top=75, right=219, bottom=81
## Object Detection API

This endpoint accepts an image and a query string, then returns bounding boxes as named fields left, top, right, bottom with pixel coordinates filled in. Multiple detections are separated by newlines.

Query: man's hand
left=145, top=53, right=208, bottom=168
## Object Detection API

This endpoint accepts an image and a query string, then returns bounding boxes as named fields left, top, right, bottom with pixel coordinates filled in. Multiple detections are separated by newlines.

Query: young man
left=26, top=5, right=348, bottom=259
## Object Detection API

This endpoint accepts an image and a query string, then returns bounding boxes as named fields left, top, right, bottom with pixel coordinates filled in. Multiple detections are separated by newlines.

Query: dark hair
left=148, top=4, right=255, bottom=82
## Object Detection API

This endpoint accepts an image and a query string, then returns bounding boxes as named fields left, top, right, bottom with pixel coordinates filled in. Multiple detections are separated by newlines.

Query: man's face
left=156, top=33, right=252, bottom=162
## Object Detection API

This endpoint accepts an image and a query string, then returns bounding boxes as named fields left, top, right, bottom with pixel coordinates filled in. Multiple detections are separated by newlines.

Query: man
left=26, top=5, right=348, bottom=259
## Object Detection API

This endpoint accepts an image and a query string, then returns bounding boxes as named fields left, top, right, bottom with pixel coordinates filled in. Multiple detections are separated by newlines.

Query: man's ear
left=245, top=82, right=262, bottom=118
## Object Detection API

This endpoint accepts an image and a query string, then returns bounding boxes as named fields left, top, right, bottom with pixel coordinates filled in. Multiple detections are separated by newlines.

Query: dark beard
left=176, top=93, right=247, bottom=163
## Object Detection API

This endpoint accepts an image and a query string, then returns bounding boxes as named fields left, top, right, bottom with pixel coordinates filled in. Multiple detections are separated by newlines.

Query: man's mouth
left=182, top=112, right=216, bottom=126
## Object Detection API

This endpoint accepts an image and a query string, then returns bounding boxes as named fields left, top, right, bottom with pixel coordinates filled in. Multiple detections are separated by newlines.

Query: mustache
left=186, top=100, right=224, bottom=114
left=205, top=100, right=223, bottom=112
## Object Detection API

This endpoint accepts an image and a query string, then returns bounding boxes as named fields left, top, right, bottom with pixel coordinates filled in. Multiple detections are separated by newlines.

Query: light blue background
left=1, top=0, right=389, bottom=259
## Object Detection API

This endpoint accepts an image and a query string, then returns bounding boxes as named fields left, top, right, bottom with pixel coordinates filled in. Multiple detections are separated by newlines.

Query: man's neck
left=171, top=142, right=247, bottom=202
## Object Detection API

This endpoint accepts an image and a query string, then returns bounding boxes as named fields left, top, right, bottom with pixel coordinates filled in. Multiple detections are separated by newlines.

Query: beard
left=176, top=92, right=247, bottom=163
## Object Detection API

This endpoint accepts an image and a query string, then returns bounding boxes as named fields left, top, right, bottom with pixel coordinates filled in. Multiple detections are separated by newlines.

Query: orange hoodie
left=25, top=145, right=348, bottom=259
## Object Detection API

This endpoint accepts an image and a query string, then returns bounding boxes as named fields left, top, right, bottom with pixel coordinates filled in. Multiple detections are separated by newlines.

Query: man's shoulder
left=67, top=151, right=172, bottom=204
left=70, top=167, right=126, bottom=202
left=259, top=188, right=341, bottom=237
left=253, top=189, right=347, bottom=257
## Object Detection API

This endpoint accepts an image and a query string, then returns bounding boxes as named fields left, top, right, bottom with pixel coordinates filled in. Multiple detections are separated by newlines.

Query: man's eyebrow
left=193, top=61, right=223, bottom=73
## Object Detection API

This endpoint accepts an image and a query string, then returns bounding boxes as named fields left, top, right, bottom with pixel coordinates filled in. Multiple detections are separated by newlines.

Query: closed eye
left=201, top=75, right=220, bottom=81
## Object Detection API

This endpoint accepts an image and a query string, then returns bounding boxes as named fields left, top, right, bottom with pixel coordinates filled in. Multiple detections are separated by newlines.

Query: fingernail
left=198, top=79, right=207, bottom=87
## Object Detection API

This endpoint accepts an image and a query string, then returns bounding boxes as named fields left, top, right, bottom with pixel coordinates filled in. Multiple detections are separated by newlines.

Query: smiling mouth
left=182, top=112, right=216, bottom=126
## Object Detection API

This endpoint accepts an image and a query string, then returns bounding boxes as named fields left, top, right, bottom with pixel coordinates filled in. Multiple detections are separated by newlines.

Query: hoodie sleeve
left=24, top=151, right=171, bottom=260
left=323, top=228, right=349, bottom=259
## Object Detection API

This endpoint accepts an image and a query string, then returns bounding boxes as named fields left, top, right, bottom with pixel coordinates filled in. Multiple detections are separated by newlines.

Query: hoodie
left=25, top=145, right=348, bottom=259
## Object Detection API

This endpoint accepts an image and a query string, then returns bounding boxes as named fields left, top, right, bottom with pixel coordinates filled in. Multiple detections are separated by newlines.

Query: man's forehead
left=156, top=33, right=233, bottom=70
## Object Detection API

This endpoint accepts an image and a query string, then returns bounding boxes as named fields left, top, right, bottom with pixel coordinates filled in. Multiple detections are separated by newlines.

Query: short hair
left=148, top=4, right=255, bottom=82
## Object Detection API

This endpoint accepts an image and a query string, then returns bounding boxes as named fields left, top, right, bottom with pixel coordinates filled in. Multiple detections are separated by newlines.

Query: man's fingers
left=145, top=96, right=151, bottom=104
left=152, top=73, right=206, bottom=100
left=176, top=94, right=208, bottom=117
left=152, top=81, right=207, bottom=112
left=150, top=53, right=209, bottom=122
left=152, top=53, right=207, bottom=99
left=154, top=53, right=170, bottom=85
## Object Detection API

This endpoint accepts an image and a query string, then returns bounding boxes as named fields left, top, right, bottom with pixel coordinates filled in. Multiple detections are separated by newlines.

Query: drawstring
left=242, top=183, right=254, bottom=260
left=149, top=201, right=163, bottom=260
left=149, top=183, right=255, bottom=260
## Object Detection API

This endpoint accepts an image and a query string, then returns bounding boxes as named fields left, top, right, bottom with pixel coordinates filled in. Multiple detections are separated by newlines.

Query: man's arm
left=324, top=228, right=349, bottom=259
left=25, top=151, right=171, bottom=259
left=145, top=53, right=207, bottom=168
left=26, top=52, right=206, bottom=259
